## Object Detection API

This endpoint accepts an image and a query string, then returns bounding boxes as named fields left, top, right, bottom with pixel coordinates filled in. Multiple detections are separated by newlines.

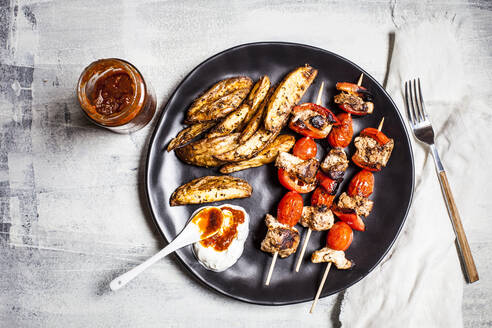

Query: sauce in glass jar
left=77, top=58, right=156, bottom=133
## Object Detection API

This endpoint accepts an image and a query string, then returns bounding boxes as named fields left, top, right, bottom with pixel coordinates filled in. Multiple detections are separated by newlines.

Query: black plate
left=145, top=42, right=414, bottom=305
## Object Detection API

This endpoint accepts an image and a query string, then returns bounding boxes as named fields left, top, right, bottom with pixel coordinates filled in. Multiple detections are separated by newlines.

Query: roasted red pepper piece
left=360, top=127, right=391, bottom=145
left=328, top=113, right=353, bottom=148
left=289, top=103, right=339, bottom=139
left=351, top=156, right=381, bottom=172
left=347, top=170, right=374, bottom=197
left=332, top=206, right=365, bottom=231
left=336, top=82, right=368, bottom=96
left=311, top=187, right=335, bottom=208
left=338, top=103, right=372, bottom=116
left=278, top=168, right=316, bottom=194
left=316, top=171, right=341, bottom=195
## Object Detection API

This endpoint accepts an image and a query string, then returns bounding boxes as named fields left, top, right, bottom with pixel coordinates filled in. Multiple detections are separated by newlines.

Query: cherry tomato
left=351, top=155, right=381, bottom=172
left=316, top=171, right=340, bottom=194
left=347, top=170, right=374, bottom=197
left=332, top=206, right=365, bottom=231
left=360, top=127, right=390, bottom=145
left=277, top=191, right=304, bottom=227
left=289, top=103, right=339, bottom=139
left=278, top=168, right=316, bottom=194
left=311, top=187, right=335, bottom=208
left=293, top=137, right=317, bottom=160
left=326, top=221, right=353, bottom=251
left=328, top=113, right=353, bottom=148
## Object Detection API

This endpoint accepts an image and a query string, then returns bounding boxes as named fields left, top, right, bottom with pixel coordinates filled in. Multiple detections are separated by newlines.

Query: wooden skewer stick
left=295, top=82, right=325, bottom=273
left=315, top=81, right=325, bottom=105
left=265, top=251, right=278, bottom=286
left=309, top=262, right=332, bottom=314
left=377, top=117, right=385, bottom=132
left=357, top=73, right=364, bottom=86
left=295, top=228, right=312, bottom=272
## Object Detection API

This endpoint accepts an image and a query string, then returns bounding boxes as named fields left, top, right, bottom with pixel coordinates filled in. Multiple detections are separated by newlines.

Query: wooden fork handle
left=438, top=171, right=479, bottom=283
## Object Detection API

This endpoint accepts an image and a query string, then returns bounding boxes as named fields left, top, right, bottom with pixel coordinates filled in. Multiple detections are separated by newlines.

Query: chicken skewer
left=294, top=82, right=325, bottom=272
left=310, top=74, right=371, bottom=312
left=311, top=118, right=388, bottom=309
left=296, top=75, right=363, bottom=272
left=262, top=191, right=303, bottom=285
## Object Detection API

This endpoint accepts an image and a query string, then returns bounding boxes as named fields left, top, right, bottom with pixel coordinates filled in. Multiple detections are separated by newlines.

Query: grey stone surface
left=0, top=1, right=491, bottom=327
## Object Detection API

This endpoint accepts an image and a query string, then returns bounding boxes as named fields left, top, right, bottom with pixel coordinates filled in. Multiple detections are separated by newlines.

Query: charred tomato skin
left=277, top=191, right=304, bottom=227
left=293, top=137, right=317, bottom=160
left=311, top=187, right=335, bottom=208
left=326, top=221, right=353, bottom=251
left=347, top=170, right=374, bottom=197
left=328, top=113, right=353, bottom=148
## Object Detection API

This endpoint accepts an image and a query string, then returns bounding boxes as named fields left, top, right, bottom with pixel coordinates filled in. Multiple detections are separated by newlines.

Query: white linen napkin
left=338, top=18, right=481, bottom=327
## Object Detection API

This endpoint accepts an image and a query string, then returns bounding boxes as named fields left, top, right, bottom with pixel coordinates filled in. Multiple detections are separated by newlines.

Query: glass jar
left=77, top=58, right=156, bottom=133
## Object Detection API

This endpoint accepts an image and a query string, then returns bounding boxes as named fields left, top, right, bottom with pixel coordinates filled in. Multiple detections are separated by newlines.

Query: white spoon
left=110, top=206, right=222, bottom=291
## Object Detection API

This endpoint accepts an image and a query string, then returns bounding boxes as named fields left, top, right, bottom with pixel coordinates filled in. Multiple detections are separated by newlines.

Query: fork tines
left=404, top=78, right=429, bottom=126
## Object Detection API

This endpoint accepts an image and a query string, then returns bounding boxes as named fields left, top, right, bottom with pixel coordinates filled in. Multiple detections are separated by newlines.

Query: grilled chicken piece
left=321, top=148, right=349, bottom=179
left=175, top=133, right=240, bottom=167
left=260, top=214, right=300, bottom=258
left=300, top=206, right=334, bottom=231
left=275, top=151, right=319, bottom=184
left=185, top=76, right=253, bottom=124
left=215, top=128, right=277, bottom=162
left=167, top=122, right=216, bottom=152
left=353, top=135, right=394, bottom=171
left=219, top=134, right=295, bottom=173
left=334, top=92, right=374, bottom=115
left=170, top=176, right=252, bottom=206
left=311, top=247, right=352, bottom=269
left=207, top=76, right=270, bottom=139
left=337, top=192, right=373, bottom=217
left=264, top=65, right=318, bottom=132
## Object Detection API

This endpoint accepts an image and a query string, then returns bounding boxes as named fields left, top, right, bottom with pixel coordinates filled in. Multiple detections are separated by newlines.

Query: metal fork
left=404, top=79, right=479, bottom=283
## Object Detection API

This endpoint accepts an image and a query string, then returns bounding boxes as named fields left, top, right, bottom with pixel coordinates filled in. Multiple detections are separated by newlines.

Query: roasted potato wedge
left=264, top=65, right=317, bottom=132
left=185, top=77, right=253, bottom=124
left=215, top=128, right=277, bottom=162
left=170, top=176, right=253, bottom=206
left=239, top=76, right=271, bottom=128
left=220, top=134, right=295, bottom=173
left=175, top=133, right=240, bottom=167
left=167, top=122, right=216, bottom=152
left=207, top=76, right=270, bottom=139
left=175, top=153, right=225, bottom=168
left=239, top=88, right=273, bottom=143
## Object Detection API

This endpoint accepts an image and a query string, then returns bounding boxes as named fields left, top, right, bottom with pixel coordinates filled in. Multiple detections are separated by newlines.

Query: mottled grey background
left=0, top=1, right=491, bottom=327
